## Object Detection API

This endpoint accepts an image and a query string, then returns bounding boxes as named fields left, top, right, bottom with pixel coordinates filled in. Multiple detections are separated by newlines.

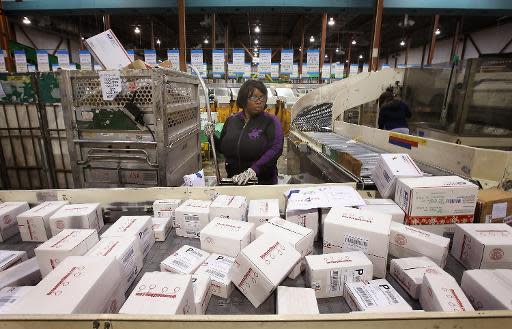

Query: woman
left=205, top=80, right=284, bottom=185
left=377, top=91, right=412, bottom=134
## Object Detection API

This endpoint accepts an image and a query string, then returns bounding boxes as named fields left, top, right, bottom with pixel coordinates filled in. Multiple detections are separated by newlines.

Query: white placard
left=306, top=49, right=319, bottom=77
left=191, top=49, right=203, bottom=66
left=244, top=64, right=251, bottom=78
left=232, top=49, right=245, bottom=65
left=349, top=64, right=359, bottom=76
left=56, top=50, right=70, bottom=69
left=79, top=50, right=92, bottom=70
left=167, top=49, right=179, bottom=69
left=0, top=53, right=6, bottom=73
left=335, top=63, right=344, bottom=79
left=291, top=64, right=299, bottom=79
left=212, top=49, right=225, bottom=78
left=14, top=50, right=28, bottom=73
left=321, top=64, right=330, bottom=80
left=98, top=70, right=122, bottom=100
left=144, top=49, right=157, bottom=65
left=280, top=49, right=293, bottom=74
left=492, top=202, right=508, bottom=219
left=127, top=49, right=135, bottom=62
left=271, top=63, right=279, bottom=78
left=36, top=50, right=50, bottom=72
left=259, top=49, right=271, bottom=75
left=27, top=64, right=36, bottom=72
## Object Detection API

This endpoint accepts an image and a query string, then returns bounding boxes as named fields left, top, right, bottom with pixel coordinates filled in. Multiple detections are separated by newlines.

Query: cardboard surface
left=85, top=29, right=132, bottom=69
left=285, top=208, right=319, bottom=241
left=419, top=272, right=474, bottom=312
left=194, top=253, right=235, bottom=299
left=16, top=201, right=69, bottom=242
left=200, top=217, right=255, bottom=257
left=151, top=217, right=173, bottom=242
left=0, top=202, right=29, bottom=242
left=160, top=245, right=210, bottom=274
left=101, top=216, right=155, bottom=258
left=192, top=274, right=212, bottom=314
left=209, top=195, right=248, bottom=221
left=475, top=188, right=512, bottom=223
left=461, top=269, right=512, bottom=310
left=344, top=279, right=413, bottom=312
left=49, top=203, right=104, bottom=236
left=175, top=200, right=212, bottom=239
left=389, top=257, right=446, bottom=299
left=0, top=286, right=33, bottom=314
left=371, top=154, right=422, bottom=199
left=0, top=258, right=41, bottom=290
left=0, top=250, right=28, bottom=272
left=359, top=199, right=405, bottom=223
left=153, top=199, right=182, bottom=227
left=248, top=199, right=280, bottom=227
left=277, top=286, right=319, bottom=315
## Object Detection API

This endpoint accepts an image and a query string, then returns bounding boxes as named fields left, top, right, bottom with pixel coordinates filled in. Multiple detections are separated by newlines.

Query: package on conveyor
left=248, top=199, right=280, bottom=227
left=200, top=217, right=255, bottom=257
left=0, top=202, right=29, bottom=242
left=419, top=272, right=474, bottom=312
left=323, top=206, right=392, bottom=278
left=305, top=251, right=373, bottom=298
left=256, top=217, right=314, bottom=279
left=285, top=208, right=319, bottom=241
left=120, top=272, right=195, bottom=315
left=389, top=222, right=450, bottom=267
left=344, top=279, right=413, bottom=312
left=102, top=282, right=126, bottom=314
left=151, top=216, right=173, bottom=242
left=389, top=256, right=446, bottom=299
left=474, top=188, right=512, bottom=224
left=0, top=258, right=41, bottom=290
left=161, top=245, right=210, bottom=274
left=0, top=286, right=33, bottom=314
left=194, top=253, right=235, bottom=298
left=8, top=256, right=122, bottom=314
left=84, top=29, right=132, bottom=70
left=174, top=199, right=212, bottom=238
left=0, top=250, right=28, bottom=272
left=153, top=199, right=182, bottom=226
left=371, top=153, right=423, bottom=199
left=229, top=235, right=301, bottom=307
left=277, top=286, right=319, bottom=315
left=35, top=229, right=99, bottom=277
left=192, top=274, right=212, bottom=314
left=49, top=203, right=104, bottom=236
left=451, top=223, right=512, bottom=269
left=86, top=236, right=143, bottom=292
left=358, top=199, right=405, bottom=223
left=209, top=195, right=248, bottom=221
left=394, top=176, right=478, bottom=225
left=101, top=215, right=155, bottom=258
left=461, top=269, right=512, bottom=310
left=16, top=201, right=69, bottom=242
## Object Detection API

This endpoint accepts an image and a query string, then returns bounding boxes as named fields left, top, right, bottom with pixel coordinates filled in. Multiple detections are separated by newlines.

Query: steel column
left=427, top=14, right=440, bottom=65
left=178, top=0, right=187, bottom=72
left=319, top=13, right=327, bottom=82
left=370, top=0, right=384, bottom=72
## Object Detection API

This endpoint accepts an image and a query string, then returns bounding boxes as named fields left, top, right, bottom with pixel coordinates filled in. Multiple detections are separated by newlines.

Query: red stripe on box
left=405, top=214, right=474, bottom=225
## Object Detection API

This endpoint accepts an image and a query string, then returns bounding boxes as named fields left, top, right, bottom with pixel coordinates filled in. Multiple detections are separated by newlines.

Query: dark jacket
left=218, top=111, right=284, bottom=184
left=378, top=100, right=412, bottom=130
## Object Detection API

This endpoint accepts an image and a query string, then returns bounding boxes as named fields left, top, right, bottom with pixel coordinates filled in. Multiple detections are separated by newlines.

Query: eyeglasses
left=248, top=95, right=267, bottom=103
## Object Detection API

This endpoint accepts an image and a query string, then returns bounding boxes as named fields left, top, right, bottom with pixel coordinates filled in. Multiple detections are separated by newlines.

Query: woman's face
left=245, top=88, right=267, bottom=117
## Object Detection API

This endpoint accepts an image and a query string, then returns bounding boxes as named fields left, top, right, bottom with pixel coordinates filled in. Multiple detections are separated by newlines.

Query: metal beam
left=239, top=41, right=253, bottom=60
left=450, top=17, right=462, bottom=62
left=298, top=17, right=304, bottom=79
left=51, top=37, right=64, bottom=56
left=500, top=35, right=512, bottom=53
left=369, top=0, right=383, bottom=72
left=211, top=13, right=216, bottom=48
left=18, top=25, right=37, bottom=49
left=467, top=34, right=481, bottom=55
left=178, top=0, right=186, bottom=71
left=319, top=13, right=327, bottom=82
left=0, top=1, right=13, bottom=72
left=427, top=14, right=439, bottom=65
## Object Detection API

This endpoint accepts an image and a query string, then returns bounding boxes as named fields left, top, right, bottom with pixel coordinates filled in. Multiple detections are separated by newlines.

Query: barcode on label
left=343, top=234, right=369, bottom=252
left=172, top=259, right=189, bottom=270
left=121, top=247, right=134, bottom=264
left=356, top=287, right=374, bottom=307
left=185, top=215, right=199, bottom=222
left=446, top=199, right=462, bottom=204
left=206, top=268, right=226, bottom=280
left=330, top=270, right=341, bottom=292
left=384, top=289, right=399, bottom=304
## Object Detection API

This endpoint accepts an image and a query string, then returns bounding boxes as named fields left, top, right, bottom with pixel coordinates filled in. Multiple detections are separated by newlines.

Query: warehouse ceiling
left=8, top=11, right=512, bottom=62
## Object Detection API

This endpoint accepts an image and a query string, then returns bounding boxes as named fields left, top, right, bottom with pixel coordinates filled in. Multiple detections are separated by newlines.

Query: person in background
left=204, top=80, right=284, bottom=185
left=377, top=90, right=412, bottom=134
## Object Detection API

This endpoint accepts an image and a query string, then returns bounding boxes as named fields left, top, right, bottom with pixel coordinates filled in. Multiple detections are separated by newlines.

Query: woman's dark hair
left=236, top=79, right=268, bottom=109
left=379, top=91, right=394, bottom=107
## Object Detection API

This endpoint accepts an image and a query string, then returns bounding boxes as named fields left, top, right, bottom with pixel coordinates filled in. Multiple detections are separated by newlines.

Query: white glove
left=232, top=168, right=257, bottom=185
left=203, top=122, right=215, bottom=136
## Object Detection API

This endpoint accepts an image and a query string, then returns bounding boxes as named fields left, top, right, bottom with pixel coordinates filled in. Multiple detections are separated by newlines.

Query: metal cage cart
left=59, top=69, right=201, bottom=188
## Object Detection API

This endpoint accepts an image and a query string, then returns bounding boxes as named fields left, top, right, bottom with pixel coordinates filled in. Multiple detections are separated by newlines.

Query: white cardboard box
left=359, top=199, right=405, bottom=223
left=0, top=286, right=33, bottom=314
left=395, top=176, right=478, bottom=225
left=86, top=236, right=143, bottom=292
left=200, top=217, right=255, bottom=257
left=277, top=286, right=319, bottom=315
left=305, top=251, right=373, bottom=298
left=248, top=199, right=280, bottom=227
left=461, top=269, right=512, bottom=310
left=389, top=257, right=446, bottom=299
left=344, top=279, right=413, bottom=312
left=194, top=253, right=235, bottom=299
left=161, top=245, right=210, bottom=274
left=16, top=201, right=69, bottom=242
left=323, top=206, right=391, bottom=278
left=152, top=217, right=173, bottom=242
left=389, top=222, right=450, bottom=267
left=175, top=199, right=212, bottom=238
left=256, top=217, right=314, bottom=279
left=0, top=258, right=41, bottom=289
left=192, top=274, right=212, bottom=314
left=153, top=199, right=182, bottom=227
left=35, top=229, right=99, bottom=277
left=0, top=250, right=28, bottom=272
left=229, top=235, right=301, bottom=307
left=419, top=272, right=474, bottom=312
left=285, top=208, right=319, bottom=240
left=49, top=203, right=104, bottom=236
left=8, top=256, right=122, bottom=314
left=102, top=282, right=126, bottom=313
left=85, top=29, right=132, bottom=70
left=451, top=223, right=512, bottom=269
left=120, top=272, right=195, bottom=315
left=371, top=153, right=423, bottom=199
left=101, top=216, right=155, bottom=258
left=0, top=202, right=29, bottom=242
left=209, top=195, right=248, bottom=221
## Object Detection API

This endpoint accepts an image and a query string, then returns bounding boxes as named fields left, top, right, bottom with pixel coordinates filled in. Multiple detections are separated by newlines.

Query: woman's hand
left=232, top=168, right=257, bottom=185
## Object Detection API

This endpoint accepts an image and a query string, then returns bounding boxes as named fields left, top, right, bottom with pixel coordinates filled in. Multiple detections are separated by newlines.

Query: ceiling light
left=309, top=36, right=315, bottom=42
left=352, top=40, right=357, bottom=45
left=345, top=60, right=348, bottom=63
left=328, top=17, right=335, bottom=26
left=254, top=46, right=258, bottom=52
left=254, top=25, right=261, bottom=33
left=22, top=17, right=31, bottom=25
left=336, top=48, right=340, bottom=53
left=254, top=39, right=259, bottom=45
left=324, top=54, right=328, bottom=58
left=435, top=28, right=441, bottom=35
left=81, top=36, right=85, bottom=40
left=134, top=26, right=141, bottom=34
left=400, top=40, right=405, bottom=46
left=359, top=54, right=363, bottom=59
left=156, top=39, right=161, bottom=45
left=204, top=38, right=209, bottom=44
